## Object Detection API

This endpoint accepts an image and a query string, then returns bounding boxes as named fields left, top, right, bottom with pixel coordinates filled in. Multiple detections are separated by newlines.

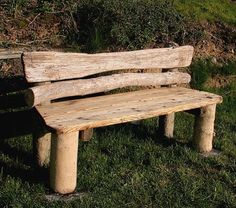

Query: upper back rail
left=23, top=46, right=194, bottom=83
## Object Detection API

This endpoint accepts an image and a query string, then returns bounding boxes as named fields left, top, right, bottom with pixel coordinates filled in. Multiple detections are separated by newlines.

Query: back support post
left=32, top=82, right=51, bottom=167
left=158, top=68, right=178, bottom=139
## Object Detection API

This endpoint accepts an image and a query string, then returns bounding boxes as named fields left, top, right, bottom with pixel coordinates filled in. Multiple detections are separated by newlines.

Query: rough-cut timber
left=80, top=129, right=93, bottom=141
left=158, top=115, right=175, bottom=139
left=33, top=130, right=51, bottom=167
left=0, top=49, right=22, bottom=59
left=23, top=46, right=194, bottom=82
left=25, top=72, right=191, bottom=107
left=32, top=82, right=52, bottom=167
left=36, top=87, right=222, bottom=134
left=50, top=131, right=79, bottom=194
left=159, top=68, right=178, bottom=139
left=193, top=104, right=216, bottom=152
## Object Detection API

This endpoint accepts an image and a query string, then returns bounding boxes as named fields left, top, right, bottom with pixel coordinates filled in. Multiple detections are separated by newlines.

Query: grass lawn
left=0, top=66, right=236, bottom=207
left=174, top=0, right=236, bottom=25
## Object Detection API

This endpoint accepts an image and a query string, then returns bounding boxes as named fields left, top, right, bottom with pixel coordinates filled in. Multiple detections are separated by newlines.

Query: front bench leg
left=193, top=104, right=216, bottom=153
left=50, top=131, right=79, bottom=194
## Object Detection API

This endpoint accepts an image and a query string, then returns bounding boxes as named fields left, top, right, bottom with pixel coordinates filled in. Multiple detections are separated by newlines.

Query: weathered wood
left=33, top=129, right=51, bottom=167
left=193, top=104, right=216, bottom=153
left=23, top=46, right=194, bottom=82
left=80, top=129, right=93, bottom=141
left=35, top=87, right=222, bottom=134
left=0, top=50, right=23, bottom=59
left=50, top=131, right=79, bottom=194
left=158, top=114, right=175, bottom=139
left=158, top=68, right=178, bottom=139
left=32, top=82, right=52, bottom=167
left=25, top=72, right=191, bottom=107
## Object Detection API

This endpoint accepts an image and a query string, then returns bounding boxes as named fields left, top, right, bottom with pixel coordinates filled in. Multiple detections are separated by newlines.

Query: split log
left=23, top=46, right=194, bottom=82
left=0, top=50, right=22, bottom=59
left=80, top=129, right=93, bottom=141
left=50, top=131, right=79, bottom=194
left=25, top=72, right=191, bottom=107
left=32, top=82, right=52, bottom=167
left=158, top=68, right=179, bottom=139
left=193, top=104, right=216, bottom=153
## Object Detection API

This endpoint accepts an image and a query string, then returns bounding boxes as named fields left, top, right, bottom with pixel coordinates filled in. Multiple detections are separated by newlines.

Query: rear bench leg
left=80, top=129, right=93, bottom=141
left=50, top=131, right=79, bottom=194
left=159, top=113, right=175, bottom=139
left=193, top=104, right=216, bottom=153
left=33, top=129, right=51, bottom=167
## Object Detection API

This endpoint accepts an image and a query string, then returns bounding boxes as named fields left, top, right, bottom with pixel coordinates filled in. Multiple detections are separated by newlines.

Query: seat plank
left=36, top=87, right=222, bottom=133
left=23, top=46, right=194, bottom=82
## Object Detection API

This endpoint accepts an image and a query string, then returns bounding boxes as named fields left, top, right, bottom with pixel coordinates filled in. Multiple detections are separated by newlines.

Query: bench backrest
left=23, top=46, right=194, bottom=107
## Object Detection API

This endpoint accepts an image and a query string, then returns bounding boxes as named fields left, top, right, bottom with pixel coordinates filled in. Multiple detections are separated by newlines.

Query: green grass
left=174, top=0, right=236, bottom=25
left=0, top=69, right=236, bottom=207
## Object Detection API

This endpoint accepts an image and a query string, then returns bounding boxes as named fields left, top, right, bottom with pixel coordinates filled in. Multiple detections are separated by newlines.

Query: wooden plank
left=25, top=72, right=191, bottom=107
left=36, top=87, right=195, bottom=118
left=0, top=50, right=23, bottom=59
left=23, top=46, right=194, bottom=82
left=35, top=87, right=222, bottom=133
left=42, top=90, right=221, bottom=125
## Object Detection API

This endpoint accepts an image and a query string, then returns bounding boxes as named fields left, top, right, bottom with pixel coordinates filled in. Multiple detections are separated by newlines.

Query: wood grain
left=23, top=46, right=194, bottom=82
left=36, top=87, right=222, bottom=133
left=25, top=72, right=191, bottom=107
left=193, top=104, right=216, bottom=152
left=0, top=50, right=22, bottom=59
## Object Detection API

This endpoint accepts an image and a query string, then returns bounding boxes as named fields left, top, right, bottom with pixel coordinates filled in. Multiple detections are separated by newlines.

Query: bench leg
left=159, top=113, right=175, bottom=139
left=193, top=104, right=216, bottom=153
left=80, top=129, right=93, bottom=141
left=33, top=129, right=51, bottom=167
left=50, top=131, right=79, bottom=194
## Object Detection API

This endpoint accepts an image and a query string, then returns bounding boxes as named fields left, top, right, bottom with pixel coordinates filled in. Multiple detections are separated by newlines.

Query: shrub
left=73, top=0, right=188, bottom=51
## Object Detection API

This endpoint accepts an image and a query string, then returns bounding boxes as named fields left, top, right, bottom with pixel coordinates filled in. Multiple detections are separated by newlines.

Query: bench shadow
left=95, top=121, right=192, bottom=149
left=0, top=78, right=49, bottom=186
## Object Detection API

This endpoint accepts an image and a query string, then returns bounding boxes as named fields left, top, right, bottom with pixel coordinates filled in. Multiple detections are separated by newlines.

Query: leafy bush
left=73, top=0, right=190, bottom=51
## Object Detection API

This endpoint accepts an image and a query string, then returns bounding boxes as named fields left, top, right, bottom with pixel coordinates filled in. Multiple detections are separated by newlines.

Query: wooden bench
left=22, top=46, right=222, bottom=194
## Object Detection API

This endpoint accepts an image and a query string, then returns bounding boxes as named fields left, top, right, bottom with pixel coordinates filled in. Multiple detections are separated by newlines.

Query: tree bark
left=50, top=131, right=79, bottom=194
left=193, top=104, right=216, bottom=153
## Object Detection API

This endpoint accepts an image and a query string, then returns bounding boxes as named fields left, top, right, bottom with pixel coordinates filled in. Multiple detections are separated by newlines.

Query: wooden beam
left=25, top=72, right=191, bottom=107
left=50, top=131, right=79, bottom=194
left=23, top=46, right=194, bottom=82
left=0, top=50, right=22, bottom=59
left=193, top=104, right=216, bottom=153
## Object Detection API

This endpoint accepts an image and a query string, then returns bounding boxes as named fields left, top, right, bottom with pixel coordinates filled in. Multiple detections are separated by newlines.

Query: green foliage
left=190, top=59, right=236, bottom=90
left=108, top=0, right=185, bottom=49
left=190, top=59, right=212, bottom=90
left=74, top=0, right=190, bottom=51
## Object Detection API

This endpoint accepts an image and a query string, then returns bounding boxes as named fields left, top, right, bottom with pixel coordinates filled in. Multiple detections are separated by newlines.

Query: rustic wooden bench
left=22, top=46, right=222, bottom=194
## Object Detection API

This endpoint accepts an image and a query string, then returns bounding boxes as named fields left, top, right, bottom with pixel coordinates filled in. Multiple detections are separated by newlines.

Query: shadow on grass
left=95, top=121, right=192, bottom=149
left=0, top=76, right=49, bottom=186
left=0, top=109, right=49, bottom=186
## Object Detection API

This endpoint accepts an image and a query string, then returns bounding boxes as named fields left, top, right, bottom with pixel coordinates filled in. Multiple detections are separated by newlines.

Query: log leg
left=33, top=130, right=51, bottom=167
left=159, top=113, right=175, bottom=139
left=50, top=131, right=79, bottom=194
left=80, top=129, right=93, bottom=141
left=193, top=104, right=216, bottom=153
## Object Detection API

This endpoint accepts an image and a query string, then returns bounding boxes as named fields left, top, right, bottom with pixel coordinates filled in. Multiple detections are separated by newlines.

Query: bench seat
left=37, top=87, right=222, bottom=134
